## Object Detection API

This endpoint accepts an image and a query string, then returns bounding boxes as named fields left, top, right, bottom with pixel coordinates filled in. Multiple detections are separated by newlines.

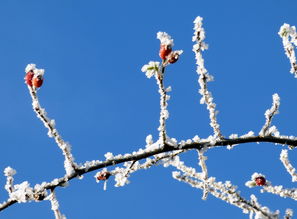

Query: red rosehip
left=255, top=176, right=266, bottom=186
left=159, top=44, right=172, bottom=60
left=96, top=171, right=111, bottom=181
left=24, top=70, right=34, bottom=86
left=32, top=75, right=43, bottom=88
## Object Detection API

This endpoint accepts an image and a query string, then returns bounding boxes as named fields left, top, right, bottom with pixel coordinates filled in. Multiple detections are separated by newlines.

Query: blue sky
left=0, top=0, right=297, bottom=218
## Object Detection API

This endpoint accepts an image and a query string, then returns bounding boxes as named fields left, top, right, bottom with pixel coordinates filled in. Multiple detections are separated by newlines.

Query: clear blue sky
left=0, top=0, right=297, bottom=218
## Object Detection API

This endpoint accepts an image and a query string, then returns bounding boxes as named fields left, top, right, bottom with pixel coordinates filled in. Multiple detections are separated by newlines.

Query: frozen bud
left=95, top=171, right=111, bottom=181
left=168, top=50, right=183, bottom=64
left=24, top=71, right=34, bottom=86
left=255, top=176, right=266, bottom=186
left=159, top=44, right=172, bottom=60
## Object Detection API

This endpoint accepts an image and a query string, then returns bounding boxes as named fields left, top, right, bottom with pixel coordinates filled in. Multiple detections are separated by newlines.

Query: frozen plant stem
left=48, top=189, right=65, bottom=219
left=279, top=23, right=297, bottom=77
left=156, top=64, right=167, bottom=146
left=259, top=93, right=280, bottom=136
left=280, top=149, right=297, bottom=182
left=192, top=17, right=223, bottom=139
left=28, top=84, right=78, bottom=175
left=198, top=150, right=209, bottom=200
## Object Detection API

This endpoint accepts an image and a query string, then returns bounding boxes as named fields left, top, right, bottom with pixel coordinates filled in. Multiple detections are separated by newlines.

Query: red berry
left=159, top=44, right=172, bottom=60
left=255, top=176, right=266, bottom=186
left=96, top=171, right=111, bottom=181
left=32, top=75, right=43, bottom=88
left=24, top=70, right=34, bottom=86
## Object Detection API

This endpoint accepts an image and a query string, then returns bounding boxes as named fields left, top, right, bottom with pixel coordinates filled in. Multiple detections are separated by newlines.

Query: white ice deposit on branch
left=280, top=149, right=297, bottom=182
left=4, top=167, right=16, bottom=194
left=141, top=61, right=160, bottom=79
left=259, top=93, right=280, bottom=136
left=192, top=16, right=222, bottom=138
left=279, top=23, right=297, bottom=77
left=25, top=64, right=78, bottom=176
left=10, top=181, right=34, bottom=203
left=157, top=32, right=174, bottom=46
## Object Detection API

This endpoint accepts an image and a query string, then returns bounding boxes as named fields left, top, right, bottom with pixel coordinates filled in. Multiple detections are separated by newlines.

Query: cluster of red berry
left=24, top=70, right=43, bottom=88
left=159, top=44, right=181, bottom=64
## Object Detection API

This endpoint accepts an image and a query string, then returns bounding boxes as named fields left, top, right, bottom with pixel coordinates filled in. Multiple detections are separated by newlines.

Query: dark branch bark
left=0, top=135, right=296, bottom=211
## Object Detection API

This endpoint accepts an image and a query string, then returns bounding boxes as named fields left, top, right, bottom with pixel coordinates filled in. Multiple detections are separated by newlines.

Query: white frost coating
left=145, top=134, right=153, bottom=146
left=33, top=68, right=45, bottom=76
left=192, top=16, right=222, bottom=138
left=4, top=167, right=16, bottom=177
left=280, top=149, right=297, bottom=182
left=285, top=209, right=294, bottom=218
left=279, top=23, right=297, bottom=77
left=10, top=181, right=33, bottom=203
left=229, top=134, right=238, bottom=139
left=104, top=152, right=114, bottom=160
left=261, top=183, right=297, bottom=201
left=26, top=70, right=78, bottom=176
left=25, top=63, right=36, bottom=73
left=172, top=168, right=275, bottom=217
left=141, top=61, right=160, bottom=79
left=113, top=167, right=130, bottom=187
left=240, top=131, right=255, bottom=138
left=259, top=94, right=280, bottom=136
left=157, top=32, right=174, bottom=46
left=4, top=167, right=16, bottom=194
left=46, top=190, right=67, bottom=219
left=193, top=135, right=200, bottom=143
left=165, top=86, right=172, bottom=92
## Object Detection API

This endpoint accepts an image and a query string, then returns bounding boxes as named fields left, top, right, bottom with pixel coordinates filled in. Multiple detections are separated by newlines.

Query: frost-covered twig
left=192, top=17, right=222, bottom=138
left=156, top=65, right=168, bottom=146
left=279, top=24, right=297, bottom=78
left=259, top=94, right=280, bottom=136
left=197, top=150, right=209, bottom=199
left=1, top=134, right=297, bottom=212
left=173, top=172, right=278, bottom=218
left=280, top=149, right=297, bottom=182
left=25, top=64, right=78, bottom=175
left=261, top=184, right=297, bottom=201
left=46, top=189, right=66, bottom=219
left=4, top=167, right=16, bottom=194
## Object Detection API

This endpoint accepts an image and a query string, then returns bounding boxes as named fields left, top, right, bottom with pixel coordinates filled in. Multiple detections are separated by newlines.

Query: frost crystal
left=4, top=166, right=16, bottom=177
left=141, top=61, right=160, bottom=79
left=104, top=152, right=114, bottom=160
left=10, top=181, right=33, bottom=203
left=157, top=32, right=174, bottom=46
left=25, top=64, right=36, bottom=73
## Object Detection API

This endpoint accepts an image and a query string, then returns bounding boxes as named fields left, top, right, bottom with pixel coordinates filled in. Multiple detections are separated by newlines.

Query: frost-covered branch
left=25, top=64, right=78, bottom=175
left=259, top=93, right=280, bottom=136
left=46, top=189, right=66, bottom=219
left=192, top=16, right=222, bottom=139
left=279, top=23, right=297, bottom=78
left=1, top=16, right=297, bottom=219
left=280, top=149, right=297, bottom=182
left=173, top=172, right=278, bottom=218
